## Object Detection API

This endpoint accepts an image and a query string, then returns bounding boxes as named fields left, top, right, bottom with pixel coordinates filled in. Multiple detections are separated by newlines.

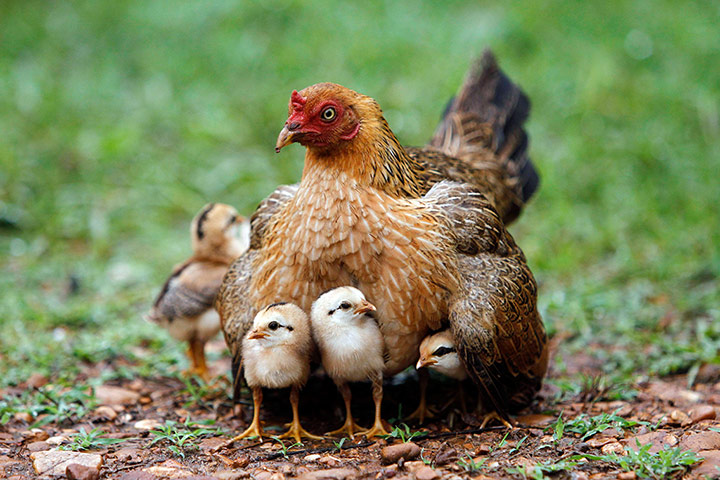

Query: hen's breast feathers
left=249, top=167, right=461, bottom=373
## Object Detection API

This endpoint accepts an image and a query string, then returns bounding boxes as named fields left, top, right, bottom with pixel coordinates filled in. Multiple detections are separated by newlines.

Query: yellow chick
left=310, top=287, right=389, bottom=438
left=147, top=203, right=246, bottom=380
left=232, top=302, right=322, bottom=443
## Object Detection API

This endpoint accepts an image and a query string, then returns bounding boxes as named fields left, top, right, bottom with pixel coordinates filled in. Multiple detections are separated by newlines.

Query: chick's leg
left=279, top=385, right=323, bottom=442
left=230, top=387, right=265, bottom=441
left=326, top=382, right=366, bottom=438
left=185, top=339, right=210, bottom=381
left=407, top=369, right=435, bottom=423
left=358, top=373, right=389, bottom=438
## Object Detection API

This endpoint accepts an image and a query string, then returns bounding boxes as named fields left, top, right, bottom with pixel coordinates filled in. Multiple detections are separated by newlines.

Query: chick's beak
left=354, top=300, right=376, bottom=315
left=416, top=356, right=437, bottom=369
left=275, top=124, right=296, bottom=153
left=248, top=329, right=268, bottom=340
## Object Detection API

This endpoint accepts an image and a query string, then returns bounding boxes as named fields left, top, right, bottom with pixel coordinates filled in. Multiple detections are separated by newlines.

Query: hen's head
left=275, top=83, right=381, bottom=153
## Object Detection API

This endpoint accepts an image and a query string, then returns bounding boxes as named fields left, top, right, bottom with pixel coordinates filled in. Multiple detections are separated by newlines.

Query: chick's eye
left=320, top=106, right=337, bottom=122
left=340, top=302, right=351, bottom=310
left=268, top=321, right=280, bottom=331
left=433, top=346, right=455, bottom=357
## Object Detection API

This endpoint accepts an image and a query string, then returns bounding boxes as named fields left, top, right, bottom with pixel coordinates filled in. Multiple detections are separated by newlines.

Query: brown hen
left=219, top=51, right=547, bottom=421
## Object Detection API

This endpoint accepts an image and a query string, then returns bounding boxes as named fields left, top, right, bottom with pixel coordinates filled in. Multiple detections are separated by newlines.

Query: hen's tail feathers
left=432, top=50, right=539, bottom=205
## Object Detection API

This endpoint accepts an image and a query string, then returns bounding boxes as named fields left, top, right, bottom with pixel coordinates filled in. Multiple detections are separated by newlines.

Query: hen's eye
left=268, top=321, right=280, bottom=331
left=340, top=302, right=351, bottom=310
left=321, top=106, right=337, bottom=122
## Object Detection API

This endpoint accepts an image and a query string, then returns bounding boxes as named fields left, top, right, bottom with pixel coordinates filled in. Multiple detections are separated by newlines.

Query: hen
left=219, top=51, right=547, bottom=421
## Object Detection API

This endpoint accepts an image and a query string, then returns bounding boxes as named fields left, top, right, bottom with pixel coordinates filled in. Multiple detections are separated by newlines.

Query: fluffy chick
left=310, top=287, right=388, bottom=438
left=234, top=302, right=321, bottom=442
left=148, top=203, right=246, bottom=379
left=413, top=330, right=469, bottom=422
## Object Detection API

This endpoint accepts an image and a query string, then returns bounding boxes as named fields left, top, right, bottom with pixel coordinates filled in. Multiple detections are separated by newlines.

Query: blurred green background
left=1, top=0, right=718, bottom=390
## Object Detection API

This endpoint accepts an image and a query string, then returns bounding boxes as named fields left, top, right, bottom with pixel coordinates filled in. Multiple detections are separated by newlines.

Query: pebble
left=381, top=442, right=421, bottom=464
left=214, top=470, right=251, bottom=480
left=133, top=419, right=163, bottom=431
left=13, top=411, right=32, bottom=423
left=601, top=442, right=624, bottom=455
left=317, top=455, right=341, bottom=467
left=297, top=467, right=357, bottom=480
left=66, top=462, right=101, bottom=480
left=690, top=405, right=716, bottom=424
left=95, top=385, right=140, bottom=406
left=26, top=441, right=50, bottom=452
left=94, top=406, right=118, bottom=421
left=680, top=431, right=720, bottom=452
left=46, top=435, right=70, bottom=445
left=414, top=466, right=440, bottom=480
left=617, top=472, right=636, bottom=480
left=144, top=459, right=194, bottom=478
left=254, top=471, right=273, bottom=480
left=304, top=454, right=321, bottom=462
left=26, top=373, right=49, bottom=389
left=30, top=450, right=102, bottom=477
left=692, top=449, right=720, bottom=477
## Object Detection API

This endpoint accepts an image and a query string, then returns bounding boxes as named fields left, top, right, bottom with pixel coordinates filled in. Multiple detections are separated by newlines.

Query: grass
left=61, top=427, right=129, bottom=451
left=571, top=442, right=703, bottom=479
left=381, top=423, right=428, bottom=443
left=0, top=2, right=718, bottom=473
left=148, top=417, right=225, bottom=459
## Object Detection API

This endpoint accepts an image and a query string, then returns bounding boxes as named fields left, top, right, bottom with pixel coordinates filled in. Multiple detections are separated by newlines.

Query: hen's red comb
left=291, top=90, right=307, bottom=111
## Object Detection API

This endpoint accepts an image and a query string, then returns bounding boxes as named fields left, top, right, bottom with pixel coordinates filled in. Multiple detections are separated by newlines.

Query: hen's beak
left=248, top=329, right=268, bottom=340
left=416, top=357, right=437, bottom=369
left=354, top=300, right=376, bottom=315
left=275, top=124, right=296, bottom=153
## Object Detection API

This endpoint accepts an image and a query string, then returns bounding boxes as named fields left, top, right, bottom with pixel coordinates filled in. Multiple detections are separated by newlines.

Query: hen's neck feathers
left=302, top=104, right=426, bottom=198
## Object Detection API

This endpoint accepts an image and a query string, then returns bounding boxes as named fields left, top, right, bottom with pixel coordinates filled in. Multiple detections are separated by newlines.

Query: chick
left=148, top=203, right=246, bottom=380
left=417, top=330, right=512, bottom=428
left=233, top=302, right=322, bottom=443
left=310, top=287, right=389, bottom=438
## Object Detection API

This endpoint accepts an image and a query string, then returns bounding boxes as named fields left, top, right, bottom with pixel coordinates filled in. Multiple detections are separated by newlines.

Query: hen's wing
left=216, top=250, right=259, bottom=402
left=409, top=50, right=538, bottom=224
left=248, top=183, right=298, bottom=249
left=449, top=253, right=548, bottom=418
left=219, top=184, right=298, bottom=401
left=149, top=260, right=227, bottom=322
left=426, top=181, right=547, bottom=417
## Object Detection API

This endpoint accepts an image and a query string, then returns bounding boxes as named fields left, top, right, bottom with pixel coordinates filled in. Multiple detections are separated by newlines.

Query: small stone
left=433, top=445, right=457, bottom=465
left=198, top=436, right=227, bottom=453
left=573, top=473, right=589, bottom=480
left=690, top=405, right=716, bottom=424
left=515, top=414, right=555, bottom=427
left=269, top=473, right=285, bottom=480
left=66, top=462, right=101, bottom=480
left=144, top=459, right=194, bottom=478
left=26, top=441, right=49, bottom=452
left=93, top=406, right=117, bottom=421
left=46, top=435, right=70, bottom=445
left=133, top=419, right=163, bottom=431
left=214, top=470, right=251, bottom=480
left=693, top=449, right=720, bottom=477
left=254, top=471, right=272, bottom=480
left=601, top=442, right=624, bottom=455
left=317, top=455, right=340, bottom=467
left=25, top=429, right=49, bottom=442
left=303, top=454, right=321, bottom=462
left=297, top=468, right=357, bottom=480
left=414, top=466, right=440, bottom=480
left=476, top=444, right=491, bottom=455
left=680, top=431, right=720, bottom=452
left=27, top=373, right=49, bottom=389
left=617, top=472, right=636, bottom=480
left=668, top=409, right=691, bottom=426
left=30, top=450, right=103, bottom=477
left=95, top=385, right=140, bottom=406
left=14, top=411, right=32, bottom=423
left=381, top=442, right=421, bottom=464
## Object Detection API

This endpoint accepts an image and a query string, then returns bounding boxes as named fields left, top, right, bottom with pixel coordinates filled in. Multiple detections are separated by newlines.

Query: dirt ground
left=3, top=339, right=720, bottom=480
